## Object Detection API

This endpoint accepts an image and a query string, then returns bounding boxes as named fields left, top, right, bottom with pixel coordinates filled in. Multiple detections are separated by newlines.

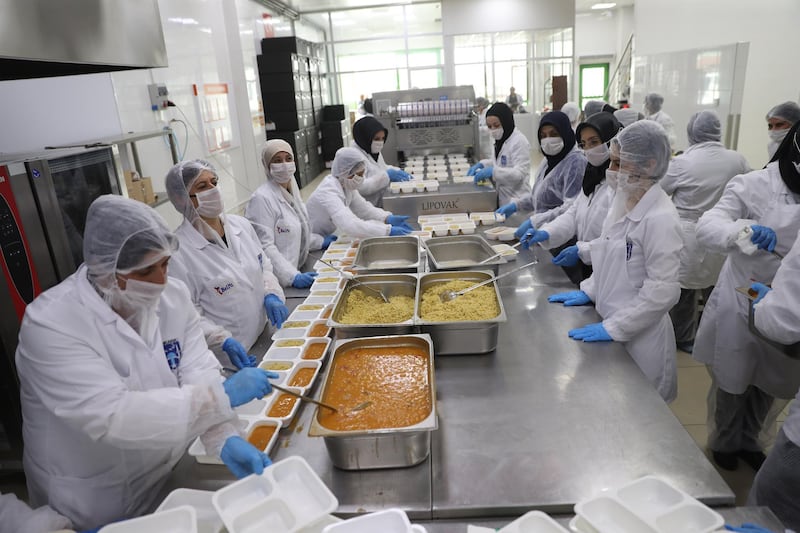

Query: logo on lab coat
left=500, top=155, right=507, bottom=166
left=214, top=282, right=235, bottom=295
left=163, top=339, right=182, bottom=370
left=626, top=240, right=633, bottom=261
left=276, top=225, right=291, bottom=234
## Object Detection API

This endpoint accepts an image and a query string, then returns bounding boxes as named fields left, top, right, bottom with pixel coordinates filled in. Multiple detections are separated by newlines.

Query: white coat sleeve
left=659, top=157, right=683, bottom=196
left=168, top=255, right=231, bottom=349
left=308, top=231, right=325, bottom=252
left=0, top=492, right=73, bottom=533
left=322, top=190, right=391, bottom=238
left=242, top=223, right=285, bottom=301
left=696, top=175, right=759, bottom=253
left=753, top=228, right=800, bottom=345
left=579, top=270, right=597, bottom=301
left=245, top=194, right=300, bottom=287
left=532, top=198, right=572, bottom=229
left=601, top=214, right=682, bottom=341
left=576, top=240, right=592, bottom=264
left=358, top=163, right=390, bottom=199
left=539, top=197, right=579, bottom=249
left=493, top=141, right=531, bottom=198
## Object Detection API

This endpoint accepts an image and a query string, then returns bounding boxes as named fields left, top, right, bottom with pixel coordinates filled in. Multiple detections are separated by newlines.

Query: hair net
left=612, top=120, right=671, bottom=180
left=613, top=108, right=642, bottom=127
left=583, top=100, right=607, bottom=118
left=261, top=139, right=294, bottom=181
left=84, top=195, right=177, bottom=288
left=686, top=110, right=722, bottom=145
left=766, top=101, right=800, bottom=125
left=165, top=159, right=225, bottom=244
left=560, top=102, right=580, bottom=124
left=476, top=97, right=489, bottom=108
left=644, top=93, right=664, bottom=113
left=331, top=147, right=366, bottom=180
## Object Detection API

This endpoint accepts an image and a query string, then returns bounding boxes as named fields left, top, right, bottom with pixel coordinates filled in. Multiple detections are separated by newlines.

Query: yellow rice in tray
left=420, top=280, right=500, bottom=321
left=337, top=289, right=414, bottom=324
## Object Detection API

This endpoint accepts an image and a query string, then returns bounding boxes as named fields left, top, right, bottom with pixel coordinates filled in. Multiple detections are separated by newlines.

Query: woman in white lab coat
left=744, top=230, right=800, bottom=530
left=468, top=102, right=531, bottom=207
left=693, top=122, right=800, bottom=471
left=475, top=96, right=493, bottom=160
left=351, top=116, right=411, bottom=207
left=307, top=147, right=412, bottom=239
left=548, top=121, right=682, bottom=402
left=245, top=140, right=336, bottom=288
left=643, top=93, right=676, bottom=150
left=15, top=196, right=276, bottom=530
left=659, top=110, right=750, bottom=352
left=520, top=111, right=621, bottom=282
left=166, top=160, right=289, bottom=370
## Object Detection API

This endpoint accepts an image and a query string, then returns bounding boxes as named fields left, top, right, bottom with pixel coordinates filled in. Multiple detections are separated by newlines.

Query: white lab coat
left=307, top=175, right=392, bottom=238
left=16, top=268, right=237, bottom=530
left=581, top=184, right=682, bottom=402
left=0, top=492, right=72, bottom=533
left=660, top=141, right=751, bottom=289
left=517, top=148, right=587, bottom=228
left=245, top=180, right=324, bottom=287
left=351, top=142, right=392, bottom=206
left=480, top=129, right=532, bottom=206
left=169, top=215, right=284, bottom=350
left=647, top=110, right=677, bottom=149
left=694, top=163, right=800, bottom=397
left=539, top=182, right=614, bottom=264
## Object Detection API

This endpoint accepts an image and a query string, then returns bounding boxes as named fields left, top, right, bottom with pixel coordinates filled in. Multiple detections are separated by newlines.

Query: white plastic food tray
left=99, top=506, right=197, bottom=533
left=499, top=511, right=569, bottom=533
left=156, top=489, right=224, bottom=533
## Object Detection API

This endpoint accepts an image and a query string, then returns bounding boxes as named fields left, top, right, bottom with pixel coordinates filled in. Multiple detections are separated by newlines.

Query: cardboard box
left=123, top=170, right=140, bottom=187
left=126, top=181, right=145, bottom=203
left=140, top=177, right=155, bottom=204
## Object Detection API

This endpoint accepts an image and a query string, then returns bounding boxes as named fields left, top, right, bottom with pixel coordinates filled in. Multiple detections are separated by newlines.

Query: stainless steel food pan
left=739, top=287, right=800, bottom=359
left=327, top=274, right=418, bottom=339
left=423, top=235, right=503, bottom=274
left=416, top=270, right=507, bottom=355
left=308, top=334, right=437, bottom=470
left=352, top=236, right=421, bottom=273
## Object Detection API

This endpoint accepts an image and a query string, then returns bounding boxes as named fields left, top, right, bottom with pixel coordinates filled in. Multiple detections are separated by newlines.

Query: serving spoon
left=439, top=259, right=539, bottom=303
left=314, top=256, right=390, bottom=303
left=478, top=241, right=522, bottom=264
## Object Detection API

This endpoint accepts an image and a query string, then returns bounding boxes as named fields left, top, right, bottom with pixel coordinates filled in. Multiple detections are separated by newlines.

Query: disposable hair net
left=165, top=159, right=223, bottom=243
left=475, top=97, right=489, bottom=108
left=686, top=110, right=722, bottom=145
left=766, top=101, right=800, bottom=125
left=583, top=100, right=607, bottom=118
left=261, top=139, right=295, bottom=182
left=644, top=93, right=664, bottom=113
left=614, top=108, right=643, bottom=127
left=331, top=147, right=366, bottom=180
left=611, top=120, right=671, bottom=180
left=84, top=195, right=178, bottom=290
left=560, top=102, right=580, bottom=125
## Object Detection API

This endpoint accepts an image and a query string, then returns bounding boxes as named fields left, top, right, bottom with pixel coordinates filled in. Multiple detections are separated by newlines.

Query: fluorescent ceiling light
left=591, top=3, right=617, bottom=9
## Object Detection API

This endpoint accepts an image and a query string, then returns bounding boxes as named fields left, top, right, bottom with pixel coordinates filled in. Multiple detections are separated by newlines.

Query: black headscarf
left=575, top=112, right=622, bottom=196
left=538, top=111, right=576, bottom=176
left=353, top=117, right=388, bottom=162
left=769, top=121, right=800, bottom=194
left=485, top=102, right=515, bottom=159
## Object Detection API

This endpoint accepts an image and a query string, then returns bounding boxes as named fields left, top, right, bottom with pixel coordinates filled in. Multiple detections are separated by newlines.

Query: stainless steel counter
left=164, top=238, right=735, bottom=520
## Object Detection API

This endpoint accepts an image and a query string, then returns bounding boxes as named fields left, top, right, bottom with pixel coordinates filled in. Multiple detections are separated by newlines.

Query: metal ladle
left=315, top=257, right=390, bottom=303
left=439, top=259, right=539, bottom=303
left=478, top=241, right=522, bottom=264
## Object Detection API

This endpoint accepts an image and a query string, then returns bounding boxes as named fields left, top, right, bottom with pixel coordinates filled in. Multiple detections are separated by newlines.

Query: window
left=579, top=63, right=609, bottom=111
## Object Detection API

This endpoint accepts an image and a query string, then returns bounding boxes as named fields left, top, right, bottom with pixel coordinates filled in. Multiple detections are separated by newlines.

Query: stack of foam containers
left=418, top=213, right=476, bottom=237
left=321, top=509, right=427, bottom=533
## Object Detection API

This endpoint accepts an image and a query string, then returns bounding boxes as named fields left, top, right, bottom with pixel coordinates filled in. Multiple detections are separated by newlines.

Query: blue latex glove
left=79, top=529, right=102, bottom=533
left=390, top=225, right=412, bottom=236
left=514, top=219, right=533, bottom=240
left=222, top=337, right=256, bottom=369
left=474, top=166, right=494, bottom=184
left=321, top=234, right=338, bottom=250
left=569, top=322, right=613, bottom=342
left=467, top=162, right=484, bottom=176
left=521, top=229, right=549, bottom=250
left=292, top=271, right=318, bottom=289
left=548, top=290, right=592, bottom=306
left=725, top=524, right=775, bottom=532
left=552, top=245, right=580, bottom=267
left=387, top=168, right=411, bottom=182
left=222, top=367, right=280, bottom=407
left=386, top=214, right=410, bottom=227
left=750, top=224, right=777, bottom=252
left=750, top=282, right=772, bottom=304
left=496, top=202, right=518, bottom=217
left=221, top=436, right=272, bottom=479
left=264, top=294, right=288, bottom=328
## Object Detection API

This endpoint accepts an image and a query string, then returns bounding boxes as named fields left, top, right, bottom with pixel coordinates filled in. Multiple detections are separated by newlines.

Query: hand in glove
left=387, top=168, right=412, bottom=182
left=514, top=219, right=533, bottom=240
left=750, top=225, right=777, bottom=252
left=474, top=166, right=494, bottom=184
left=548, top=290, right=592, bottom=306
left=467, top=162, right=484, bottom=176
left=749, top=282, right=772, bottom=304
left=552, top=245, right=580, bottom=267
left=724, top=523, right=775, bottom=532
left=390, top=225, right=412, bottom=236
left=222, top=367, right=279, bottom=407
left=496, top=203, right=518, bottom=217
left=521, top=229, right=549, bottom=249
left=568, top=322, right=613, bottom=342
left=264, top=294, right=288, bottom=328
left=222, top=337, right=256, bottom=369
left=221, top=436, right=272, bottom=479
left=292, top=272, right=318, bottom=289
left=386, top=214, right=410, bottom=227
left=321, top=234, right=338, bottom=250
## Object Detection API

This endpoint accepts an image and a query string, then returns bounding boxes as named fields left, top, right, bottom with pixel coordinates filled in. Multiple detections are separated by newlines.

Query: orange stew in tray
left=309, top=324, right=330, bottom=337
left=318, top=345, right=431, bottom=432
left=303, top=343, right=326, bottom=360
left=268, top=394, right=298, bottom=418
left=289, top=367, right=316, bottom=388
left=248, top=424, right=277, bottom=450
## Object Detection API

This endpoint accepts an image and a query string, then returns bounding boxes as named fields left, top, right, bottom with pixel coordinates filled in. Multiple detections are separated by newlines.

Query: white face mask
left=585, top=143, right=610, bottom=167
left=489, top=127, right=504, bottom=141
left=121, top=278, right=167, bottom=309
left=371, top=140, right=384, bottom=154
left=195, top=186, right=224, bottom=218
left=342, top=173, right=365, bottom=190
left=541, top=137, right=564, bottom=156
left=767, top=128, right=790, bottom=158
left=605, top=169, right=618, bottom=190
left=270, top=162, right=296, bottom=184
